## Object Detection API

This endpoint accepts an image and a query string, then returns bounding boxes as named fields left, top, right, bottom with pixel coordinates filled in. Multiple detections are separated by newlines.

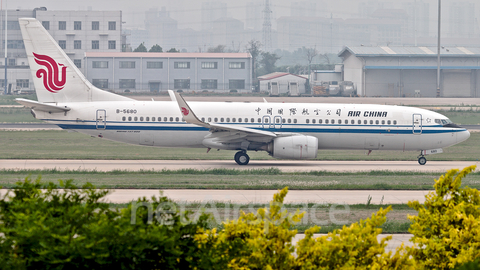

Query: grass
left=0, top=129, right=479, bottom=161
left=0, top=94, right=37, bottom=105
left=2, top=169, right=479, bottom=190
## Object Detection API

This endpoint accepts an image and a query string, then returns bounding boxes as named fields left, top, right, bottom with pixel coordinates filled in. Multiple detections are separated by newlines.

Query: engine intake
left=268, top=135, right=318, bottom=159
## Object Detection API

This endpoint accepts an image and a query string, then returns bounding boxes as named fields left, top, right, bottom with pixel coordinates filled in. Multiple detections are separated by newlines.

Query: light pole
left=436, top=0, right=441, bottom=97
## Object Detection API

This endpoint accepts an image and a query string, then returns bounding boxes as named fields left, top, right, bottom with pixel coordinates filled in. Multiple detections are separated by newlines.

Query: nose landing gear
left=234, top=151, right=250, bottom=165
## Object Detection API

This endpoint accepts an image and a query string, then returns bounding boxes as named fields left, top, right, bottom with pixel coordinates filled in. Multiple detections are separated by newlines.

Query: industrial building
left=84, top=52, right=252, bottom=92
left=258, top=72, right=307, bottom=96
left=339, top=46, right=480, bottom=97
left=1, top=8, right=123, bottom=93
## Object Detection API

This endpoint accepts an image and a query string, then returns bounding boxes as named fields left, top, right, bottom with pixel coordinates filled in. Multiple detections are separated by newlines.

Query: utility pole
left=262, top=0, right=272, bottom=52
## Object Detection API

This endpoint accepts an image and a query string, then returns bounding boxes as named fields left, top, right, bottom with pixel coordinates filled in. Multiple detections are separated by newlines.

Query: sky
left=8, top=0, right=480, bottom=35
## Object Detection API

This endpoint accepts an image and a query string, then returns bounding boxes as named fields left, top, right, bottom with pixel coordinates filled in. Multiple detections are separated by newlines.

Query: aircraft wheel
left=234, top=151, right=250, bottom=165
left=418, top=156, right=427, bottom=165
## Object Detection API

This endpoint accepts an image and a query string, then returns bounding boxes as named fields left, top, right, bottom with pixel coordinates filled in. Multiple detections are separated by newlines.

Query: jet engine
left=266, top=135, right=318, bottom=159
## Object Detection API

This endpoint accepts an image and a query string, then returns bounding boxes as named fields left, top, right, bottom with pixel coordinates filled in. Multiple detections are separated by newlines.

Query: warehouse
left=339, top=46, right=480, bottom=97
left=258, top=72, right=307, bottom=96
left=84, top=52, right=252, bottom=93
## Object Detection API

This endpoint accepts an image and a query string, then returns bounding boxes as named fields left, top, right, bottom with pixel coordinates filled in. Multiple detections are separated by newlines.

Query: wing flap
left=16, top=98, right=70, bottom=113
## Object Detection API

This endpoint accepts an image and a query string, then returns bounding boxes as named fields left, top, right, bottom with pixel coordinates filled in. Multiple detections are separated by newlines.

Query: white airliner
left=17, top=18, right=470, bottom=165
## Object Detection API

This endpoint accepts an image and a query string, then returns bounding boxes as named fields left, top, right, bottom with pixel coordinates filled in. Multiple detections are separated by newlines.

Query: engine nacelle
left=268, top=135, right=318, bottom=159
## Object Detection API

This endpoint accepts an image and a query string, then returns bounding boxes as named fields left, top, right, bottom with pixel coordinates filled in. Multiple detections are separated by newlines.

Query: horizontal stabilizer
left=16, top=98, right=70, bottom=113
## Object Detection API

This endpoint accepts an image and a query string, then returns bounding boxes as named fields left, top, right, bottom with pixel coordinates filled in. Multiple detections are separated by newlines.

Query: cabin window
left=208, top=117, right=212, bottom=122
left=288, top=119, right=292, bottom=123
left=306, top=119, right=310, bottom=124
left=146, top=117, right=149, bottom=121
left=293, top=119, right=297, bottom=124
left=331, top=119, right=335, bottom=124
left=275, top=118, right=280, bottom=123
left=325, top=119, right=329, bottom=124
left=282, top=118, right=286, bottom=123
left=387, top=120, right=391, bottom=125
left=319, top=119, right=323, bottom=124
left=393, top=120, right=397, bottom=125
left=376, top=120, right=379, bottom=125
left=214, top=118, right=218, bottom=122
left=122, top=116, right=126, bottom=121
left=258, top=118, right=261, bottom=123
left=351, top=120, right=355, bottom=124
left=381, top=120, right=385, bottom=125
left=128, top=117, right=132, bottom=121
left=226, top=118, right=230, bottom=122
left=244, top=118, right=248, bottom=123
left=370, top=120, right=373, bottom=125
left=170, top=117, right=174, bottom=122
left=176, top=117, right=179, bottom=122
left=238, top=118, right=242, bottom=123
left=157, top=117, right=161, bottom=121
left=232, top=118, right=236, bottom=122
left=163, top=117, right=167, bottom=122
left=134, top=117, right=138, bottom=121
left=364, top=120, right=367, bottom=125
left=250, top=118, right=254, bottom=123
left=338, top=119, right=342, bottom=124
left=201, top=117, right=205, bottom=122
left=140, top=117, right=144, bottom=121
left=312, top=119, right=316, bottom=124
left=221, top=118, right=224, bottom=122
left=264, top=118, right=269, bottom=123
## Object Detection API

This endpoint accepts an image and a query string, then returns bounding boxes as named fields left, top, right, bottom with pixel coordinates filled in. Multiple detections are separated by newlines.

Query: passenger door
left=413, top=114, right=422, bottom=134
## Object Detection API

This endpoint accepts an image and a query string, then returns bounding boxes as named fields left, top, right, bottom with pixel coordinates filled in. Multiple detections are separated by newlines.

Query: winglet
left=168, top=90, right=177, bottom=102
left=169, top=90, right=206, bottom=126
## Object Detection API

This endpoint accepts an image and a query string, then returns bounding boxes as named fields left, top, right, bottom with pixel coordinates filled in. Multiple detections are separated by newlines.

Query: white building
left=258, top=72, right=307, bottom=96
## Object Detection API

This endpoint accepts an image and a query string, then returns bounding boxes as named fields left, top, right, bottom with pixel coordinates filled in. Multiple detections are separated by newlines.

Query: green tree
left=149, top=44, right=163, bottom=52
left=246, top=39, right=262, bottom=87
left=167, top=48, right=180, bottom=53
left=207, top=45, right=226, bottom=53
left=133, top=42, right=147, bottom=52
left=408, top=165, right=480, bottom=269
left=259, top=52, right=281, bottom=75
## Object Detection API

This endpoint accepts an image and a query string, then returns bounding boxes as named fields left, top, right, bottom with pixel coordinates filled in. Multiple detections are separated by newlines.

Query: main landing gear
left=417, top=154, right=427, bottom=165
left=234, top=151, right=250, bottom=165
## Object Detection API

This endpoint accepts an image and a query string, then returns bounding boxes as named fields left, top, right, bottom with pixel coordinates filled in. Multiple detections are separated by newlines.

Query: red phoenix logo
left=181, top=107, right=189, bottom=116
left=33, top=52, right=67, bottom=93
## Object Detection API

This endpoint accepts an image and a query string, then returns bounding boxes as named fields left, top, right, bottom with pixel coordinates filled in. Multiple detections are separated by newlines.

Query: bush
left=0, top=177, right=210, bottom=269
left=408, top=165, right=480, bottom=269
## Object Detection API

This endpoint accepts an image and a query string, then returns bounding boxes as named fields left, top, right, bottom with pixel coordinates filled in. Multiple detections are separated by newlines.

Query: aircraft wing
left=16, top=98, right=71, bottom=113
left=170, top=90, right=277, bottom=140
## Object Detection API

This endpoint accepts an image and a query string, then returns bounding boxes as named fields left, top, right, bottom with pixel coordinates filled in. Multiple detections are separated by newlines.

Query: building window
left=74, top=40, right=81, bottom=49
left=174, top=79, right=190, bottom=89
left=108, top=40, right=116, bottom=49
left=92, top=21, right=99, bottom=30
left=7, top=40, right=25, bottom=49
left=119, top=79, right=135, bottom=89
left=8, top=59, right=16, bottom=66
left=92, top=61, right=108, bottom=68
left=174, top=62, right=190, bottom=69
left=108, top=21, right=116, bottom=30
left=74, top=21, right=82, bottom=30
left=42, top=21, right=50, bottom=30
left=73, top=59, right=81, bottom=68
left=59, top=21, right=66, bottom=30
left=147, top=62, right=163, bottom=69
left=92, top=79, right=109, bottom=89
left=92, top=40, right=99, bottom=49
left=201, top=62, right=217, bottom=69
left=58, top=40, right=66, bottom=49
left=16, top=79, right=29, bottom=88
left=229, top=79, right=245, bottom=89
left=201, top=79, right=217, bottom=89
left=7, top=21, right=20, bottom=30
left=119, top=61, right=135, bottom=68
left=229, top=62, right=245, bottom=69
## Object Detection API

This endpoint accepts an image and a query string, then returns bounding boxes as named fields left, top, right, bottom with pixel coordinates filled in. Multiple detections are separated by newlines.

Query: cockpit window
left=435, top=119, right=453, bottom=125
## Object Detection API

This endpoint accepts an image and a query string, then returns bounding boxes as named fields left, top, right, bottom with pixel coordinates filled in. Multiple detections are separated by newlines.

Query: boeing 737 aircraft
left=17, top=18, right=470, bottom=165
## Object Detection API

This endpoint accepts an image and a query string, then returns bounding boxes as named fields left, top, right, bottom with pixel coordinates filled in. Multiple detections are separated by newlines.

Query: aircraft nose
left=457, top=129, right=470, bottom=143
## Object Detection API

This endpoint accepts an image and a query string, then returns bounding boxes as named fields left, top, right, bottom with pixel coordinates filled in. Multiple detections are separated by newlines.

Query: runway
left=2, top=159, right=477, bottom=173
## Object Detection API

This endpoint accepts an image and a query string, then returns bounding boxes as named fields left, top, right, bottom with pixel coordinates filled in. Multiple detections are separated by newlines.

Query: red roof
left=85, top=52, right=251, bottom=58
left=258, top=72, right=306, bottom=80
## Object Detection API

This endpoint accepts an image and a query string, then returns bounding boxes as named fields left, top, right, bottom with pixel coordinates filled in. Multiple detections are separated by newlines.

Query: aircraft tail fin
left=19, top=18, right=132, bottom=103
